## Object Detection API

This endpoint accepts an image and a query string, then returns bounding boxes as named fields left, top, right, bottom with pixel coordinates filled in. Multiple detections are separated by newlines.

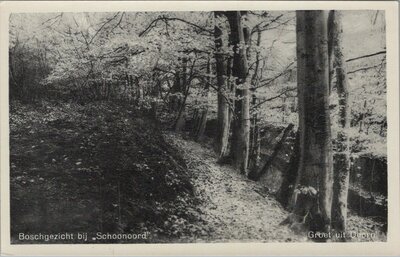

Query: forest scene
left=9, top=10, right=387, bottom=243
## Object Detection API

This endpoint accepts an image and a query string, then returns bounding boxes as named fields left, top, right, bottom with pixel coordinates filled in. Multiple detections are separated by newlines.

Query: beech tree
left=226, top=11, right=251, bottom=175
left=328, top=10, right=351, bottom=237
left=248, top=26, right=262, bottom=171
left=214, top=12, right=230, bottom=159
left=288, top=10, right=334, bottom=236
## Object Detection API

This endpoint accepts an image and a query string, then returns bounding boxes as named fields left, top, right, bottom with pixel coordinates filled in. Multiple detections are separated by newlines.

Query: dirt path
left=165, top=132, right=387, bottom=243
left=165, top=133, right=306, bottom=243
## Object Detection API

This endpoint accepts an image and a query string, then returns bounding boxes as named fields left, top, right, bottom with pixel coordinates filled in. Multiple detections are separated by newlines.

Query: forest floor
left=165, top=132, right=387, bottom=243
left=165, top=133, right=305, bottom=243
left=9, top=101, right=202, bottom=244
left=9, top=101, right=386, bottom=243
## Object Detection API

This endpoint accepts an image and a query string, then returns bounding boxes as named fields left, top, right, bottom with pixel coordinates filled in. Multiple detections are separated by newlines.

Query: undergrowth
left=10, top=100, right=202, bottom=243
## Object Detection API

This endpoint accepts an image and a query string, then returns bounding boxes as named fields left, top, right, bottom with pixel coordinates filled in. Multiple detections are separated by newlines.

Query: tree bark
left=288, top=11, right=333, bottom=238
left=194, top=56, right=211, bottom=140
left=150, top=73, right=161, bottom=120
left=170, top=71, right=181, bottom=111
left=278, top=130, right=300, bottom=208
left=214, top=14, right=231, bottom=159
left=329, top=10, right=351, bottom=238
left=175, top=58, right=188, bottom=131
left=359, top=100, right=367, bottom=133
left=174, top=82, right=190, bottom=131
left=226, top=11, right=251, bottom=175
left=249, top=27, right=262, bottom=172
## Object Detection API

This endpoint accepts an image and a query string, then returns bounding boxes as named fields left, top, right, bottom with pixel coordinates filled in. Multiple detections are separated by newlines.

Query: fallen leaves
left=10, top=101, right=196, bottom=243
left=165, top=132, right=386, bottom=243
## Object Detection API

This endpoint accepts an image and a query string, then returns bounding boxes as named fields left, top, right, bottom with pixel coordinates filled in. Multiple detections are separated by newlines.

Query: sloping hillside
left=10, top=101, right=201, bottom=243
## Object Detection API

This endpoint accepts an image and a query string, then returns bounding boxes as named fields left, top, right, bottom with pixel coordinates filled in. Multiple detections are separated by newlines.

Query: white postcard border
left=0, top=1, right=398, bottom=256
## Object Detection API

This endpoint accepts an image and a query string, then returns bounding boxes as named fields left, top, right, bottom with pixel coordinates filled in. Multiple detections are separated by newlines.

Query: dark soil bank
left=10, top=101, right=202, bottom=244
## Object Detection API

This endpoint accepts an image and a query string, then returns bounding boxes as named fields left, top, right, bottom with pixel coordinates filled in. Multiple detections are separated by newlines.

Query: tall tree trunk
left=194, top=56, right=211, bottom=140
left=329, top=10, right=351, bottom=238
left=150, top=73, right=161, bottom=119
left=175, top=58, right=188, bottom=131
left=214, top=13, right=230, bottom=159
left=226, top=11, right=250, bottom=175
left=278, top=130, right=300, bottom=208
left=287, top=11, right=333, bottom=237
left=249, top=27, right=262, bottom=172
left=227, top=56, right=234, bottom=148
left=227, top=15, right=237, bottom=162
left=170, top=71, right=181, bottom=111
left=174, top=82, right=190, bottom=131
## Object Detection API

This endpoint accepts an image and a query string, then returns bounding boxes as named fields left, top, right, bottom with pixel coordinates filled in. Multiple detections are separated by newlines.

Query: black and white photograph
left=1, top=1, right=399, bottom=255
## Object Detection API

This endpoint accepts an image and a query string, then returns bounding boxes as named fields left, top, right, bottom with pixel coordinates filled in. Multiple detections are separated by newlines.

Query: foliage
left=8, top=10, right=388, bottom=242
left=9, top=10, right=386, bottom=165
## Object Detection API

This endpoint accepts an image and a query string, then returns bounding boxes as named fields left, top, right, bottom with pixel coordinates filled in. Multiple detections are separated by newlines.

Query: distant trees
left=9, top=27, right=52, bottom=101
left=174, top=58, right=189, bottom=131
left=192, top=56, right=211, bottom=140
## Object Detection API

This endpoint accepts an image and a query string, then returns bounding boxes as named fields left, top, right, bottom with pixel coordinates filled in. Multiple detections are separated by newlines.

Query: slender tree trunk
left=174, top=83, right=190, bottom=131
left=170, top=71, right=181, bottom=111
left=175, top=58, right=188, bottom=131
left=227, top=56, right=234, bottom=141
left=194, top=57, right=211, bottom=140
left=329, top=10, right=351, bottom=238
left=214, top=14, right=230, bottom=159
left=287, top=11, right=333, bottom=237
left=227, top=16, right=236, bottom=161
left=191, top=108, right=200, bottom=133
left=249, top=27, right=262, bottom=172
left=328, top=16, right=334, bottom=96
left=278, top=130, right=300, bottom=208
left=359, top=100, right=367, bottom=133
left=150, top=73, right=161, bottom=119
left=195, top=107, right=208, bottom=140
left=226, top=11, right=250, bottom=175
left=249, top=123, right=294, bottom=181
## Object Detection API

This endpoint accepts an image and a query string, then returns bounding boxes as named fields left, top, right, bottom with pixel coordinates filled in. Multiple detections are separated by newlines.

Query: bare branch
left=347, top=63, right=385, bottom=75
left=251, top=14, right=284, bottom=35
left=346, top=50, right=386, bottom=63
left=88, top=12, right=120, bottom=44
left=255, top=61, right=295, bottom=89
left=42, top=13, right=63, bottom=26
left=251, top=87, right=296, bottom=111
left=139, top=15, right=213, bottom=37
